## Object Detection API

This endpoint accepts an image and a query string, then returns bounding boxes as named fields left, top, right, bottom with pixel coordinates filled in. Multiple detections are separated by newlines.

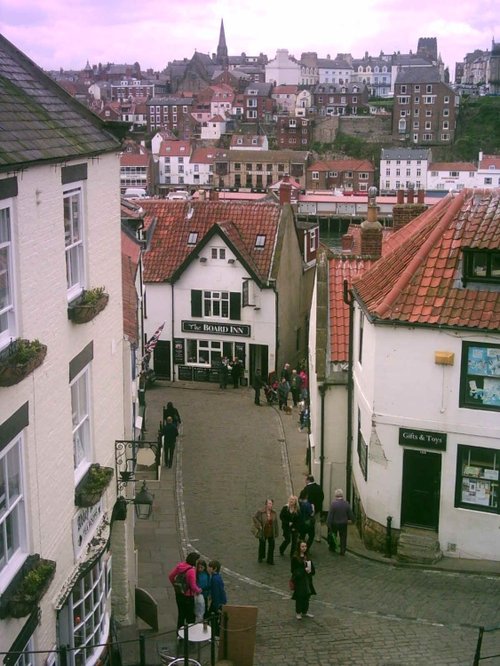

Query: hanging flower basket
left=0, top=339, right=47, bottom=387
left=68, top=287, right=109, bottom=324
left=75, top=463, right=114, bottom=507
left=4, top=555, right=56, bottom=618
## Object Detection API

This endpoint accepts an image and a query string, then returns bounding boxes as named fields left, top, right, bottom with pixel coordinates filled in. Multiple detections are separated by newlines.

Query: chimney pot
left=407, top=189, right=414, bottom=204
left=396, top=189, right=405, bottom=204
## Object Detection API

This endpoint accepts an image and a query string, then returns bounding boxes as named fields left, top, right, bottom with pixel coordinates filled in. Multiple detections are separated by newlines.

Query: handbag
left=288, top=578, right=295, bottom=591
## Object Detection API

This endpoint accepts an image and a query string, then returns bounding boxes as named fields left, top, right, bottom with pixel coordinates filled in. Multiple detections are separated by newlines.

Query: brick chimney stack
left=393, top=188, right=427, bottom=231
left=360, top=187, right=382, bottom=258
left=209, top=189, right=219, bottom=201
left=279, top=174, right=292, bottom=206
left=397, top=189, right=405, bottom=204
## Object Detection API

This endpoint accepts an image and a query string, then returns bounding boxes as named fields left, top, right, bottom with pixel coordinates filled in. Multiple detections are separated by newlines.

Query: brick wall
left=392, top=204, right=427, bottom=230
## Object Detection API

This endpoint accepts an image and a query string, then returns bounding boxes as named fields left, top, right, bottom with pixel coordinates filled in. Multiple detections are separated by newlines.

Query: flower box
left=0, top=339, right=47, bottom=387
left=75, top=464, right=114, bottom=507
left=2, top=555, right=56, bottom=619
left=68, top=288, right=109, bottom=324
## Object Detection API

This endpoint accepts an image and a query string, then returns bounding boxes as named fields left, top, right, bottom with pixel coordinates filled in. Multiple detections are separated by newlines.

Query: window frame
left=455, top=444, right=499, bottom=514
left=0, top=200, right=17, bottom=350
left=203, top=290, right=229, bottom=318
left=459, top=341, right=500, bottom=412
left=64, top=185, right=86, bottom=303
left=71, top=366, right=92, bottom=483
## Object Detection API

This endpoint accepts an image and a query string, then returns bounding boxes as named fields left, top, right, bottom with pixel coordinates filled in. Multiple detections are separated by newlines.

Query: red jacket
left=168, top=562, right=201, bottom=597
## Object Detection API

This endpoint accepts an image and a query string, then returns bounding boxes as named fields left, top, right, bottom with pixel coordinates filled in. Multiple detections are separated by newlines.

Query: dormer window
left=255, top=234, right=266, bottom=248
left=188, top=232, right=198, bottom=245
left=463, top=250, right=500, bottom=286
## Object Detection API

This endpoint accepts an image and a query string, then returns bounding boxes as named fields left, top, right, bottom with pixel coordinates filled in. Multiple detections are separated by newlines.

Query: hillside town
left=0, top=21, right=499, bottom=666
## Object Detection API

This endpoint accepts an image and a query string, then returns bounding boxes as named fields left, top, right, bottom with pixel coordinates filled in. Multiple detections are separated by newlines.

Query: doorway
left=249, top=344, right=268, bottom=386
left=401, top=449, right=441, bottom=530
left=153, top=340, right=171, bottom=379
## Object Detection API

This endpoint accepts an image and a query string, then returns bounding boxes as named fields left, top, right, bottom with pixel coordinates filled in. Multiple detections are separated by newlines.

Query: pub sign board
left=181, top=320, right=251, bottom=337
left=399, top=427, right=447, bottom=451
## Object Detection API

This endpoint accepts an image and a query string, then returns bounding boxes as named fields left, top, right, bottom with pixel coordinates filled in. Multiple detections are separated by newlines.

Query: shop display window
left=455, top=445, right=499, bottom=514
left=460, top=342, right=500, bottom=411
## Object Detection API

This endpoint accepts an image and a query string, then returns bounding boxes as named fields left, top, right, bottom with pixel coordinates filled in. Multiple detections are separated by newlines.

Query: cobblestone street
left=135, top=382, right=500, bottom=666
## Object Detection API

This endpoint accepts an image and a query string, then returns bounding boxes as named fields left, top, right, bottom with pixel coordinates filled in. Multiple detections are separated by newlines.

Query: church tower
left=216, top=19, right=228, bottom=67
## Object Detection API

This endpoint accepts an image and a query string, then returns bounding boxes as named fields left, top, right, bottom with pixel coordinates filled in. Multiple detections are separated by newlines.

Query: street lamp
left=134, top=480, right=154, bottom=519
left=114, top=438, right=160, bottom=521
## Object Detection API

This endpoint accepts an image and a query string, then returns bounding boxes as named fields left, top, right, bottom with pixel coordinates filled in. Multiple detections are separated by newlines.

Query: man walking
left=327, top=489, right=354, bottom=555
left=302, top=475, right=324, bottom=544
left=252, top=369, right=264, bottom=405
left=163, top=416, right=178, bottom=468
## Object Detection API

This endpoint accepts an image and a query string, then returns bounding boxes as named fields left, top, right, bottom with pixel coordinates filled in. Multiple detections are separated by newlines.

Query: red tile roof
left=329, top=256, right=375, bottom=362
left=353, top=189, right=500, bottom=330
left=190, top=147, right=225, bottom=164
left=141, top=200, right=282, bottom=284
left=121, top=153, right=150, bottom=166
left=429, top=162, right=476, bottom=171
left=158, top=140, right=191, bottom=157
left=308, top=159, right=374, bottom=172
left=479, top=154, right=500, bottom=169
left=121, top=230, right=141, bottom=344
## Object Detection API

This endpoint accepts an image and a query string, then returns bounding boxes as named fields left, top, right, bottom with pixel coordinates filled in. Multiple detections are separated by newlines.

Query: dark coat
left=291, top=555, right=316, bottom=599
left=163, top=422, right=178, bottom=445
left=279, top=505, right=301, bottom=536
left=303, top=482, right=324, bottom=513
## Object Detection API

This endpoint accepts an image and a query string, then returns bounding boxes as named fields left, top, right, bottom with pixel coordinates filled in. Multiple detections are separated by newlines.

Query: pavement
left=116, top=380, right=500, bottom=666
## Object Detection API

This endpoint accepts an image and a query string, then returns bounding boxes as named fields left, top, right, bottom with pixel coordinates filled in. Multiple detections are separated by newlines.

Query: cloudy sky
left=1, top=0, right=497, bottom=79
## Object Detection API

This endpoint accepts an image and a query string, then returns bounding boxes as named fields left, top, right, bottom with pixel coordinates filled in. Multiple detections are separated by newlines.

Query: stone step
left=397, top=528, right=443, bottom=564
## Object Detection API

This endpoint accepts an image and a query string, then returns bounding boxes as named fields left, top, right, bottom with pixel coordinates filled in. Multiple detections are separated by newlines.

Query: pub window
left=455, top=445, right=498, bottom=514
left=459, top=342, right=500, bottom=411
left=203, top=290, right=229, bottom=318
left=462, top=250, right=500, bottom=286
left=189, top=339, right=222, bottom=365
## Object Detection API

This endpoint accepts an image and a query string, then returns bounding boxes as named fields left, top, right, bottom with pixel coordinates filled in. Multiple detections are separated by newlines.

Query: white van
left=167, top=190, right=190, bottom=201
left=124, top=187, right=147, bottom=199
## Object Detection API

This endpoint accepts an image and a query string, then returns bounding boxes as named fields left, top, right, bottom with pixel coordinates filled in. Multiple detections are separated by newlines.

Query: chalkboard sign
left=178, top=366, right=193, bottom=381
left=194, top=367, right=209, bottom=382
left=174, top=338, right=185, bottom=364
left=209, top=368, right=220, bottom=383
left=234, top=342, right=246, bottom=366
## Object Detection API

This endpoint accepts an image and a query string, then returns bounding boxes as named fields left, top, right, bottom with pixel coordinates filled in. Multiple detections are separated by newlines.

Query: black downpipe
left=319, top=384, right=326, bottom=493
left=343, top=280, right=354, bottom=504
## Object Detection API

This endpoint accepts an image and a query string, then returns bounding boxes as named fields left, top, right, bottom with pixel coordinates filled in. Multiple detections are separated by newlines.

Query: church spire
left=217, top=19, right=228, bottom=67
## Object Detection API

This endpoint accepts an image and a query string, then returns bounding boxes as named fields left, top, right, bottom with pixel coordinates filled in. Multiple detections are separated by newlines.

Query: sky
left=0, top=0, right=498, bottom=80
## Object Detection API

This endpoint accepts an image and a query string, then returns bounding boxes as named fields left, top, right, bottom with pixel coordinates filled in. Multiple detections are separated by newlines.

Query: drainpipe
left=171, top=282, right=175, bottom=381
left=318, top=383, right=326, bottom=492
left=343, top=279, right=354, bottom=504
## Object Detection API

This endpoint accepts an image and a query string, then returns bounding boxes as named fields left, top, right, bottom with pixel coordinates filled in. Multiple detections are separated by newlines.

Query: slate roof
left=141, top=200, right=282, bottom=285
left=381, top=148, right=431, bottom=161
left=0, top=34, right=120, bottom=171
left=394, top=66, right=445, bottom=85
left=352, top=189, right=500, bottom=330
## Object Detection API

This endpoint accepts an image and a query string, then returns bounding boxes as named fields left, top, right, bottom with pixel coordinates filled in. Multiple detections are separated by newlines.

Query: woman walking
left=279, top=495, right=301, bottom=557
left=253, top=498, right=279, bottom=565
left=290, top=540, right=316, bottom=620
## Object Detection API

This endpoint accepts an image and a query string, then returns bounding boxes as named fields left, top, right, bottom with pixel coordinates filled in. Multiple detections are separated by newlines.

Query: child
left=207, top=559, right=227, bottom=636
left=195, top=559, right=210, bottom=621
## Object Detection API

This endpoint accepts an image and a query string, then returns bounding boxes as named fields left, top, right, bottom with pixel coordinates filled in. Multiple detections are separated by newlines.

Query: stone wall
left=339, top=116, right=393, bottom=142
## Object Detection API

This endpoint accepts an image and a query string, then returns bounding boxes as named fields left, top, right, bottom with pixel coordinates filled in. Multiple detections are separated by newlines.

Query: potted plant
left=0, top=338, right=47, bottom=387
left=75, top=463, right=114, bottom=507
left=68, top=287, right=109, bottom=324
left=7, top=556, right=56, bottom=618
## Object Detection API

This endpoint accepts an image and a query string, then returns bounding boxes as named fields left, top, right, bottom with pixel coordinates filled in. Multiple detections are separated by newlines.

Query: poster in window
left=174, top=338, right=185, bottom=364
left=467, top=346, right=500, bottom=378
left=234, top=342, right=246, bottom=366
left=462, top=478, right=492, bottom=506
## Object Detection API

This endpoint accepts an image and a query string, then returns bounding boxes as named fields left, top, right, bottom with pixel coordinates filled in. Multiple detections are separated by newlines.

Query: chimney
left=417, top=189, right=425, bottom=204
left=360, top=188, right=382, bottom=258
left=209, top=189, right=219, bottom=201
left=279, top=173, right=292, bottom=206
left=396, top=189, right=405, bottom=204
left=198, top=189, right=206, bottom=201
left=407, top=187, right=415, bottom=204
left=341, top=233, right=354, bottom=253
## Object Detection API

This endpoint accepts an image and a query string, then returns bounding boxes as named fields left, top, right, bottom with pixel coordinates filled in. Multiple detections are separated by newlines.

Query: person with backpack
left=168, top=552, right=202, bottom=629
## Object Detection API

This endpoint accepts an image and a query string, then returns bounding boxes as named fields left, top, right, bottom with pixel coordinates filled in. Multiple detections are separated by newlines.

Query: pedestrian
left=279, top=495, right=301, bottom=557
left=299, top=368, right=309, bottom=400
left=290, top=369, right=302, bottom=407
left=298, top=400, right=310, bottom=431
left=163, top=416, right=178, bottom=468
left=302, top=475, right=325, bottom=544
left=280, top=362, right=291, bottom=383
left=252, top=369, right=264, bottom=405
left=231, top=357, right=242, bottom=388
left=207, top=559, right=227, bottom=636
left=219, top=356, right=229, bottom=389
left=168, top=552, right=202, bottom=630
left=163, top=401, right=182, bottom=429
left=278, top=376, right=290, bottom=411
left=290, top=540, right=316, bottom=620
left=195, top=559, right=210, bottom=621
left=253, top=498, right=279, bottom=565
left=298, top=489, right=315, bottom=545
left=327, top=489, right=355, bottom=556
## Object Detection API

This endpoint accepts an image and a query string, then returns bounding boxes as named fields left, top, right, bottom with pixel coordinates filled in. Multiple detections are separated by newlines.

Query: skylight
left=188, top=232, right=198, bottom=245
left=255, top=234, right=266, bottom=248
